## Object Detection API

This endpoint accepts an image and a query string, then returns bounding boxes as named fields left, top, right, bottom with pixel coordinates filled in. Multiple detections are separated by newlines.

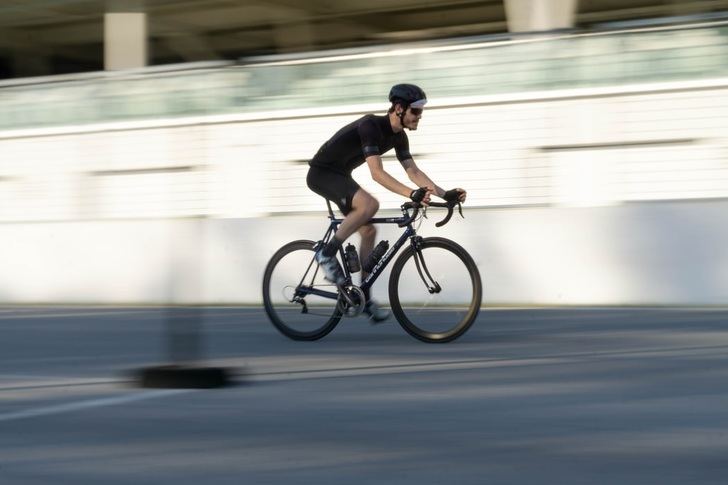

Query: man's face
left=402, top=106, right=423, bottom=130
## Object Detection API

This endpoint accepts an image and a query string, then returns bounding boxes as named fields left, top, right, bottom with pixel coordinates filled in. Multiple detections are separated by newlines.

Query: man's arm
left=401, top=159, right=445, bottom=197
left=366, top=155, right=413, bottom=197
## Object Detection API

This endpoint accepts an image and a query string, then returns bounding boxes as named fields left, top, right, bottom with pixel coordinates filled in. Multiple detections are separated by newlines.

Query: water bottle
left=363, top=240, right=389, bottom=273
left=344, top=244, right=361, bottom=273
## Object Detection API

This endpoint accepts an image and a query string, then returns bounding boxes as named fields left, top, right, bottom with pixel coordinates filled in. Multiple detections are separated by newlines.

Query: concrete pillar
left=104, top=12, right=147, bottom=70
left=505, top=0, right=578, bottom=33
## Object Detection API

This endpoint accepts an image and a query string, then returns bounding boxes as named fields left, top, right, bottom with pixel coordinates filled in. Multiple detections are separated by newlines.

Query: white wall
left=1, top=200, right=726, bottom=305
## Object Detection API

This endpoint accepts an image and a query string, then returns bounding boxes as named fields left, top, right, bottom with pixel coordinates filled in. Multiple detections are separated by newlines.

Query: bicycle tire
left=388, top=237, right=481, bottom=343
left=263, top=240, right=342, bottom=341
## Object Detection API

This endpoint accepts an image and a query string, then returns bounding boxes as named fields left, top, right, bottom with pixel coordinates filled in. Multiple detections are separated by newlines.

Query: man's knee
left=365, top=197, right=379, bottom=217
left=360, top=223, right=376, bottom=239
left=352, top=190, right=379, bottom=218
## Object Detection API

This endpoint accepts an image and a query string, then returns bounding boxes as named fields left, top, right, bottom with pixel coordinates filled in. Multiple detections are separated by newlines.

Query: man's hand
left=443, top=188, right=467, bottom=203
left=410, top=186, right=434, bottom=205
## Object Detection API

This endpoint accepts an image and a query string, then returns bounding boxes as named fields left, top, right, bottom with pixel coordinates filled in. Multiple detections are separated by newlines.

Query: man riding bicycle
left=307, top=83, right=467, bottom=322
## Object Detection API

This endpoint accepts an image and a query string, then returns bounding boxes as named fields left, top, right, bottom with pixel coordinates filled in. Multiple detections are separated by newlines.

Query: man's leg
left=336, top=189, right=379, bottom=241
left=358, top=223, right=376, bottom=283
left=317, top=189, right=378, bottom=285
left=355, top=208, right=390, bottom=322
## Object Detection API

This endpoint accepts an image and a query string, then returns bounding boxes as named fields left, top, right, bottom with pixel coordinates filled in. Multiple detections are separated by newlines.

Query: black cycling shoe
left=363, top=299, right=390, bottom=323
left=315, top=251, right=346, bottom=286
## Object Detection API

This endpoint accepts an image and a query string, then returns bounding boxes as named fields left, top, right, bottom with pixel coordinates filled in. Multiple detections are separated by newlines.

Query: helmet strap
left=397, top=103, right=408, bottom=128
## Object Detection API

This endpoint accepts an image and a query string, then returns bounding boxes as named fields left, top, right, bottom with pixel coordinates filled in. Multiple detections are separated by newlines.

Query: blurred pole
left=505, top=0, right=577, bottom=33
left=134, top=216, right=234, bottom=388
left=166, top=217, right=205, bottom=364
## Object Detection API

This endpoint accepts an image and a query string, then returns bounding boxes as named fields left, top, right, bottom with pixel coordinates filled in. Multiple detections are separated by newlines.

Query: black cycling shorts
left=306, top=166, right=360, bottom=215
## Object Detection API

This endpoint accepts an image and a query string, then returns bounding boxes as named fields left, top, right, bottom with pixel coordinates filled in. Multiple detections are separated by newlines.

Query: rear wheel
left=388, top=237, right=481, bottom=343
left=263, top=240, right=342, bottom=340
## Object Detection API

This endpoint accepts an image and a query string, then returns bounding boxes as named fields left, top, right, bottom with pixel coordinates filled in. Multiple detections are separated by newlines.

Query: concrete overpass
left=2, top=0, right=728, bottom=77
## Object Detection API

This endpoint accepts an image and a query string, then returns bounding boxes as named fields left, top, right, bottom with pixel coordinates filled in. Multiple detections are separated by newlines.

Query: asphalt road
left=1, top=306, right=728, bottom=484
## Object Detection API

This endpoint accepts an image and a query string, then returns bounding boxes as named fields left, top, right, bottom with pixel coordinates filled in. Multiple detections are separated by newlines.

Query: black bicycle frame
left=298, top=208, right=417, bottom=302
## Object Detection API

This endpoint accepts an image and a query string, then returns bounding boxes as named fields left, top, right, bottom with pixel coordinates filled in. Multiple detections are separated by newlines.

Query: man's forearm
left=409, top=170, right=445, bottom=197
left=373, top=170, right=413, bottom=197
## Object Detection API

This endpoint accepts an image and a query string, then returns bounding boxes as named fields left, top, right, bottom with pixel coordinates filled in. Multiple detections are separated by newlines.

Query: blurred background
left=0, top=0, right=727, bottom=306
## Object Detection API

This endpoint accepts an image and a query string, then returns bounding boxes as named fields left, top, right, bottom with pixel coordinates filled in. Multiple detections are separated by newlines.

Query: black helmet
left=388, top=83, right=427, bottom=108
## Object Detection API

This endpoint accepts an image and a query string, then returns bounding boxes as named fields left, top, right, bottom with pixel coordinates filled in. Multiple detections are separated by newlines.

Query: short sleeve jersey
left=310, top=114, right=412, bottom=174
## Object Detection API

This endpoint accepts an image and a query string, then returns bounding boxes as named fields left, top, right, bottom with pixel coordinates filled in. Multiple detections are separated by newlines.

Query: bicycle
left=262, top=199, right=482, bottom=343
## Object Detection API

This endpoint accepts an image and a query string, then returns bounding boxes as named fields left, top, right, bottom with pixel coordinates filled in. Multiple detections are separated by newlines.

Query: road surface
left=1, top=306, right=727, bottom=484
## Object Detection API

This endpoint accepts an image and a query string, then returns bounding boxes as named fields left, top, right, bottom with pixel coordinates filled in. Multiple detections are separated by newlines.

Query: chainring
left=337, top=285, right=366, bottom=317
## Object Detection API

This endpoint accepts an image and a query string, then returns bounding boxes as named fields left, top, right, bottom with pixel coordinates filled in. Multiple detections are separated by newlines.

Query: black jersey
left=310, top=114, right=412, bottom=174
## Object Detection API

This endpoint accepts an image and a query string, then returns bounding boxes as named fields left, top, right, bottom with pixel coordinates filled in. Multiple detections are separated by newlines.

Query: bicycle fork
left=412, top=238, right=441, bottom=294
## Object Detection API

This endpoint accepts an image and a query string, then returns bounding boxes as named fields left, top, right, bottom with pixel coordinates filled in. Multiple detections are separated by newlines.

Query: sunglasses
left=409, top=107, right=423, bottom=116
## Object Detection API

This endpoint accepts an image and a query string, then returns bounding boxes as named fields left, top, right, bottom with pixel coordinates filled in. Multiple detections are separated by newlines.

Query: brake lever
left=398, top=204, right=420, bottom=227
left=457, top=202, right=464, bottom=219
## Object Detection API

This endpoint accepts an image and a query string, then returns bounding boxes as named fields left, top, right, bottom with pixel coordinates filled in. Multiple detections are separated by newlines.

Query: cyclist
left=307, top=83, right=467, bottom=322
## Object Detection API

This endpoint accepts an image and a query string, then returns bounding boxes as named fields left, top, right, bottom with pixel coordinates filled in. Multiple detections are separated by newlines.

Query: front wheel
left=389, top=237, right=481, bottom=343
left=263, top=240, right=342, bottom=341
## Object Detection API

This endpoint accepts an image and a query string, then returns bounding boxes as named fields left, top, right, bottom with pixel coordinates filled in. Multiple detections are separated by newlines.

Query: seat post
left=325, top=200, right=335, bottom=219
